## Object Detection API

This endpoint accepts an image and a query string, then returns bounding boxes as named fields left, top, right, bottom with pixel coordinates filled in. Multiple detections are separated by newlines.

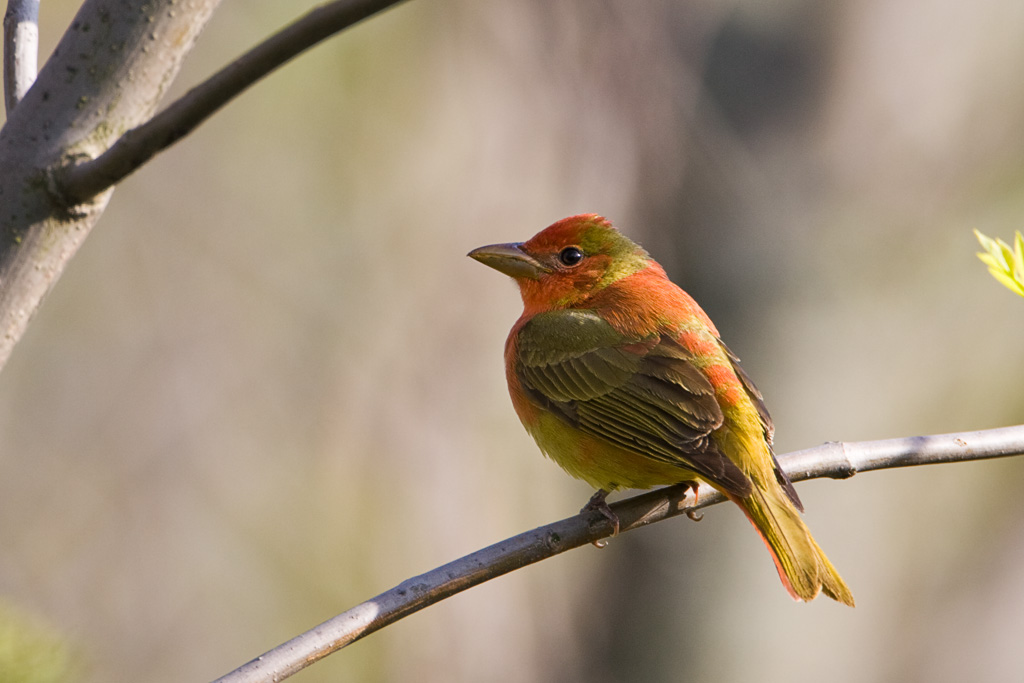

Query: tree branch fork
left=0, top=0, right=407, bottom=373
left=212, top=424, right=1024, bottom=683
left=55, top=0, right=408, bottom=205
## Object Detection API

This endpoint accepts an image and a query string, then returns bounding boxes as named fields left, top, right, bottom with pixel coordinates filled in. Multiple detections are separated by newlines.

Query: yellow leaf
left=1013, top=230, right=1024, bottom=281
left=974, top=229, right=1024, bottom=299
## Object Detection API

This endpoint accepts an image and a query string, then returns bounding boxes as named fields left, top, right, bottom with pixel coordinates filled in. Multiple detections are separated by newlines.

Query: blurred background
left=1, top=0, right=1023, bottom=681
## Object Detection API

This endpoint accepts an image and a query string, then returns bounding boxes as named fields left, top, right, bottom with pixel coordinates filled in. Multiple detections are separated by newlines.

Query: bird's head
left=468, top=214, right=651, bottom=311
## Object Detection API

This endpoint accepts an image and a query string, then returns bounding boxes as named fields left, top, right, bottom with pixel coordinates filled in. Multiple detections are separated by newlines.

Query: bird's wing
left=720, top=341, right=802, bottom=510
left=516, top=309, right=752, bottom=498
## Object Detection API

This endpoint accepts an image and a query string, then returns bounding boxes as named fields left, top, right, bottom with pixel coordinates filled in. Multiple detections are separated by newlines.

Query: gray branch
left=211, top=424, right=1024, bottom=683
left=0, top=0, right=223, bottom=372
left=0, top=0, right=410, bottom=374
left=58, top=0, right=408, bottom=204
left=2, top=0, right=38, bottom=113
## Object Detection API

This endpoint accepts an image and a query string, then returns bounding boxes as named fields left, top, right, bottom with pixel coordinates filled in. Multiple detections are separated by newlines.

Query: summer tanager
left=469, top=214, right=853, bottom=605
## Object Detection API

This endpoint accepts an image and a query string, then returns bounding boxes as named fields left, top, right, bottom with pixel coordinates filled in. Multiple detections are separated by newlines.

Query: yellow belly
left=524, top=410, right=699, bottom=491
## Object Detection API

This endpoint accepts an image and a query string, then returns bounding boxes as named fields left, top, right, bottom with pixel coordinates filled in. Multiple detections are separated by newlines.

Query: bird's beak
left=467, top=242, right=550, bottom=280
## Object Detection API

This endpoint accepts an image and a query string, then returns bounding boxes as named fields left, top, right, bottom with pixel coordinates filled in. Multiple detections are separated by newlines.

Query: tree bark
left=0, top=0, right=407, bottom=371
left=3, top=0, right=39, bottom=112
left=0, top=0, right=221, bottom=368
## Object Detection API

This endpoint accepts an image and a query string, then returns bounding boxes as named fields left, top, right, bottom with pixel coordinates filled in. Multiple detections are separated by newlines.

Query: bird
left=468, top=214, right=853, bottom=605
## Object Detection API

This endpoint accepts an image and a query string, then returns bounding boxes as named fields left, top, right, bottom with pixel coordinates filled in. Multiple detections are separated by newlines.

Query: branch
left=2, top=0, right=38, bottom=113
left=0, top=0, right=222, bottom=373
left=211, top=425, right=1024, bottom=683
left=58, top=0, right=408, bottom=204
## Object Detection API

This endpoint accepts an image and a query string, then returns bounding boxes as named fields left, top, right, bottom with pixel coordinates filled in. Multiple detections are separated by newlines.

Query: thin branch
left=211, top=424, right=1024, bottom=683
left=58, top=0, right=408, bottom=204
left=2, top=0, right=39, bottom=113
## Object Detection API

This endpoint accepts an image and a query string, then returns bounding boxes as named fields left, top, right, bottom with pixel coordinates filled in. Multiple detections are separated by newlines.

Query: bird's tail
left=728, top=484, right=854, bottom=606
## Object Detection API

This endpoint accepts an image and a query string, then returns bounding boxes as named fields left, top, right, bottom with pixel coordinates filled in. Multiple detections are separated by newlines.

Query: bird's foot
left=581, top=489, right=619, bottom=546
left=682, top=480, right=703, bottom=522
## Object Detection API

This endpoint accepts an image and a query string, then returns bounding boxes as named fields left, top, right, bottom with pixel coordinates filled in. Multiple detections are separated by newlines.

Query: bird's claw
left=682, top=481, right=703, bottom=521
left=581, top=489, right=620, bottom=546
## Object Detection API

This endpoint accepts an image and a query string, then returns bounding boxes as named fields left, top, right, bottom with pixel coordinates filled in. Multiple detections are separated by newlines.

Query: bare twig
left=58, top=0, right=408, bottom=203
left=2, top=0, right=39, bottom=113
left=211, top=424, right=1024, bottom=683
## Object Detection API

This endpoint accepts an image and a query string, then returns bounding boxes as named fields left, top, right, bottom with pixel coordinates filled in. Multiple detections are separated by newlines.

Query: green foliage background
left=0, top=602, right=74, bottom=683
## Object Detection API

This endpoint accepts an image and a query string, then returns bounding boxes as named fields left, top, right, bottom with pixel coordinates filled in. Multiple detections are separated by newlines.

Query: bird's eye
left=558, top=246, right=584, bottom=266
